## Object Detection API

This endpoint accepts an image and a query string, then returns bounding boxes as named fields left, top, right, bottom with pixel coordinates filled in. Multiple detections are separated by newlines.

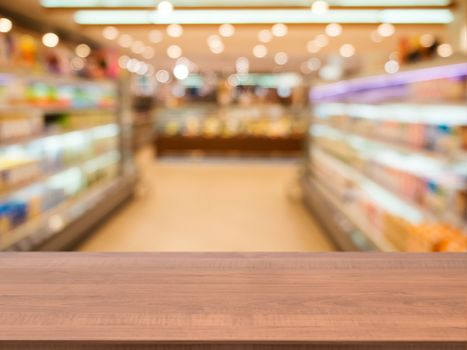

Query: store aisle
left=79, top=149, right=335, bottom=252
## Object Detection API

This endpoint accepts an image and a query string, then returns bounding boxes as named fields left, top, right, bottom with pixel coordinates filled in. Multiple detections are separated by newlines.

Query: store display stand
left=302, top=59, right=467, bottom=252
left=0, top=72, right=137, bottom=252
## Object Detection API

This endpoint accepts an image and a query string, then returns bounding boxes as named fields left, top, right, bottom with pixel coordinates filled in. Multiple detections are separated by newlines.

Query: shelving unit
left=303, top=59, right=467, bottom=252
left=155, top=104, right=306, bottom=157
left=0, top=71, right=136, bottom=251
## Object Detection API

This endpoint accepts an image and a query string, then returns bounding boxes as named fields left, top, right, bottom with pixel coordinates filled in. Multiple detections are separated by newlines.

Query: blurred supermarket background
left=0, top=0, right=466, bottom=252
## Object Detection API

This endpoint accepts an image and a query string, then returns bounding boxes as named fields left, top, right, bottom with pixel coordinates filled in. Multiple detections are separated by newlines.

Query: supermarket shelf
left=314, top=102, right=467, bottom=126
left=0, top=122, right=118, bottom=148
left=1, top=172, right=136, bottom=251
left=0, top=151, right=122, bottom=250
left=313, top=146, right=467, bottom=233
left=302, top=174, right=397, bottom=252
left=313, top=123, right=467, bottom=163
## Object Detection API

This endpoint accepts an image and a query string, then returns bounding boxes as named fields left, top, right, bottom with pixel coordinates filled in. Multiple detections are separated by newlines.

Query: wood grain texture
left=0, top=253, right=466, bottom=348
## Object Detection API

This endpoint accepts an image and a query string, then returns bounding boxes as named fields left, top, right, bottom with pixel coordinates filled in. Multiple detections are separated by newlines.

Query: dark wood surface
left=155, top=135, right=304, bottom=156
left=0, top=253, right=466, bottom=349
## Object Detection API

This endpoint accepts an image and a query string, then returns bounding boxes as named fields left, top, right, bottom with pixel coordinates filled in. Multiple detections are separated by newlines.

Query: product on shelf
left=0, top=109, right=43, bottom=143
left=157, top=105, right=307, bottom=139
left=308, top=62, right=467, bottom=252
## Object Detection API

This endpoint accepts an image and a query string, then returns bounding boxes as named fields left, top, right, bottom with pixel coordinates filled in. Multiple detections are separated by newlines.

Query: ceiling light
left=271, top=23, right=287, bottom=37
left=300, top=62, right=311, bottom=74
left=103, top=26, right=118, bottom=40
left=236, top=57, right=249, bottom=74
left=307, top=40, right=320, bottom=53
left=42, top=33, right=59, bottom=48
left=70, top=57, right=85, bottom=71
left=253, top=44, right=267, bottom=58
left=274, top=52, right=288, bottom=65
left=75, top=43, right=91, bottom=58
left=42, top=1, right=456, bottom=8
left=258, top=29, right=273, bottom=43
left=325, top=23, right=342, bottom=37
left=131, top=40, right=145, bottom=54
left=167, top=44, right=182, bottom=58
left=219, top=23, right=235, bottom=37
left=118, top=34, right=133, bottom=48
left=156, top=69, right=171, bottom=83
left=142, top=46, right=155, bottom=59
left=173, top=63, right=189, bottom=80
left=167, top=23, right=183, bottom=37
left=339, top=43, right=355, bottom=57
left=126, top=58, right=140, bottom=72
left=136, top=62, right=149, bottom=75
left=370, top=30, right=383, bottom=42
left=307, top=57, right=321, bottom=71
left=437, top=43, right=453, bottom=57
left=210, top=42, right=224, bottom=54
left=207, top=34, right=224, bottom=53
left=157, top=1, right=174, bottom=16
left=319, top=65, right=342, bottom=81
left=149, top=29, right=163, bottom=43
left=377, top=22, right=395, bottom=37
left=0, top=18, right=13, bottom=33
left=384, top=59, right=399, bottom=74
left=420, top=34, right=435, bottom=47
left=75, top=9, right=454, bottom=25
left=314, top=34, right=329, bottom=47
left=311, top=1, right=329, bottom=15
left=118, top=55, right=130, bottom=69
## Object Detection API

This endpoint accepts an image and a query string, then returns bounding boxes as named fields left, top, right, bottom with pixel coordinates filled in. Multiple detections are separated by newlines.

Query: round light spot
left=142, top=46, right=155, bottom=59
left=131, top=40, right=145, bottom=54
left=314, top=34, right=329, bottom=48
left=384, top=60, right=399, bottom=74
left=274, top=52, right=288, bottom=65
left=118, top=34, right=133, bottom=48
left=42, top=33, right=59, bottom=48
left=149, top=29, right=163, bottom=43
left=0, top=18, right=13, bottom=33
left=307, top=57, right=321, bottom=71
left=370, top=30, right=383, bottom=43
left=437, top=43, right=453, bottom=57
left=75, top=44, right=91, bottom=58
left=311, top=0, right=329, bottom=15
left=118, top=55, right=130, bottom=69
left=377, top=23, right=395, bottom=38
left=158, top=1, right=174, bottom=16
left=173, top=64, right=189, bottom=80
left=236, top=57, right=249, bottom=74
left=420, top=34, right=435, bottom=48
left=307, top=40, right=320, bottom=53
left=258, top=29, right=273, bottom=43
left=253, top=44, right=267, bottom=58
left=219, top=24, right=235, bottom=38
left=271, top=23, right=288, bottom=37
left=325, top=23, right=342, bottom=37
left=339, top=43, right=355, bottom=58
left=156, top=69, right=171, bottom=83
left=167, top=23, right=183, bottom=38
left=167, top=45, right=182, bottom=59
left=103, top=26, right=119, bottom=40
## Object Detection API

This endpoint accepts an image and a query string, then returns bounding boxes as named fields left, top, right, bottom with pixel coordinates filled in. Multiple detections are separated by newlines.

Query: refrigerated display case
left=0, top=71, right=136, bottom=251
left=303, top=58, right=467, bottom=252
left=155, top=104, right=307, bottom=157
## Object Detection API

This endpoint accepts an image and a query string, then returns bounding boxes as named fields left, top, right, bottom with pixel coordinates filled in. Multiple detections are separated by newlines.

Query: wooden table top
left=0, top=252, right=466, bottom=344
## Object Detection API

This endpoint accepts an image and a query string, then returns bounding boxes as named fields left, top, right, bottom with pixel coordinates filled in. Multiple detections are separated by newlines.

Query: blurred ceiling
left=0, top=0, right=458, bottom=74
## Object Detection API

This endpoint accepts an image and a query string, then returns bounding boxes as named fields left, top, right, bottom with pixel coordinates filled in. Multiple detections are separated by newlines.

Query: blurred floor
left=78, top=148, right=335, bottom=252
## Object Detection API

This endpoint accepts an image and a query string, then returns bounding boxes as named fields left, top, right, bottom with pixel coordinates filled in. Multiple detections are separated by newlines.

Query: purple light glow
left=311, top=62, right=467, bottom=101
